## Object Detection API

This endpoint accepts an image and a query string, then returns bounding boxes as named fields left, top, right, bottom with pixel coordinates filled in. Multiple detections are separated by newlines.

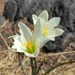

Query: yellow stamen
left=21, top=40, right=33, bottom=50
left=27, top=41, right=33, bottom=50
left=43, top=25, right=48, bottom=36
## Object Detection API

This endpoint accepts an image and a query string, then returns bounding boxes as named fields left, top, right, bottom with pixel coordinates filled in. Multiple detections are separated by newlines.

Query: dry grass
left=0, top=47, right=75, bottom=75
left=0, top=49, right=31, bottom=75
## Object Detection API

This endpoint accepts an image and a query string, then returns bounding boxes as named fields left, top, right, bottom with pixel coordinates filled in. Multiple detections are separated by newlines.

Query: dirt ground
left=0, top=0, right=75, bottom=75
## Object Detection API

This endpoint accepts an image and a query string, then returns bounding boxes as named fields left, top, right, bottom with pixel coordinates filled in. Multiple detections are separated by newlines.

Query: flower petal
left=48, top=30, right=56, bottom=37
left=10, top=34, right=21, bottom=42
left=39, top=10, right=48, bottom=22
left=10, top=34, right=24, bottom=44
left=18, top=22, right=32, bottom=41
left=9, top=34, right=25, bottom=52
left=20, top=34, right=27, bottom=43
left=48, top=28, right=64, bottom=37
left=11, top=45, right=24, bottom=52
left=45, top=36, right=55, bottom=41
left=40, top=18, right=46, bottom=26
left=52, top=28, right=64, bottom=36
left=49, top=37, right=55, bottom=41
left=47, top=17, right=60, bottom=30
left=38, top=36, right=50, bottom=48
left=32, top=14, right=38, bottom=25
left=24, top=48, right=40, bottom=57
left=33, top=19, right=42, bottom=42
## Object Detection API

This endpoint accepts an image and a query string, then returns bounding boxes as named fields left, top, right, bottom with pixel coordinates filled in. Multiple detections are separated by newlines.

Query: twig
left=37, top=57, right=45, bottom=74
left=0, top=20, right=9, bottom=48
left=48, top=51, right=75, bottom=56
left=1, top=19, right=9, bottom=28
left=19, top=53, right=26, bottom=75
left=0, top=33, right=8, bottom=48
left=52, top=55, right=61, bottom=67
left=44, top=60, right=75, bottom=75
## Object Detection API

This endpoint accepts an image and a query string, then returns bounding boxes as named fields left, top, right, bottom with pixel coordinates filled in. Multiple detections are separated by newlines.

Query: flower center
left=22, top=40, right=33, bottom=50
left=43, top=25, right=48, bottom=36
left=21, top=41, right=36, bottom=54
left=27, top=41, right=33, bottom=50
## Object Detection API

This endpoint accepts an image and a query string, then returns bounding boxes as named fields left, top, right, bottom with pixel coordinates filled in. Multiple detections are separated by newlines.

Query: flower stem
left=30, top=58, right=34, bottom=75
left=30, top=58, right=37, bottom=75
left=34, top=58, right=37, bottom=75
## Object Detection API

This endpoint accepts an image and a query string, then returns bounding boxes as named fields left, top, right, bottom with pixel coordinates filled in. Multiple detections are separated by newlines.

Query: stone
left=3, top=0, right=41, bottom=22
left=0, top=16, right=5, bottom=26
left=3, top=0, right=17, bottom=21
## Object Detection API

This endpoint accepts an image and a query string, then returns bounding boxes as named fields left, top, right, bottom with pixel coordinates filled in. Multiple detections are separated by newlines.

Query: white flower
left=32, top=10, right=64, bottom=41
left=10, top=20, right=50, bottom=57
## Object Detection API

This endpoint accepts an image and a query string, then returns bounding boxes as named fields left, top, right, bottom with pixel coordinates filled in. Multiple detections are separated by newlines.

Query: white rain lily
left=32, top=10, right=64, bottom=41
left=10, top=20, right=50, bottom=57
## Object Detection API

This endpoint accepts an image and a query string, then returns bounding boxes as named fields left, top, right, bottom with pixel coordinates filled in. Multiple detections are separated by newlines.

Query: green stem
left=30, top=58, right=34, bottom=75
left=44, top=61, right=75, bottom=75
left=44, top=63, right=64, bottom=75
left=30, top=58, right=37, bottom=75
left=34, top=58, right=37, bottom=75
